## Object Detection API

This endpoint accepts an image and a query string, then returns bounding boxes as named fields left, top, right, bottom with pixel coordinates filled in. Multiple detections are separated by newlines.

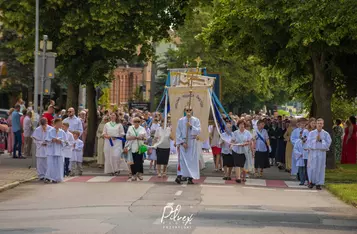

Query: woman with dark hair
left=341, top=116, right=357, bottom=164
left=103, top=112, right=125, bottom=175
left=333, top=119, right=343, bottom=162
left=231, top=120, right=252, bottom=183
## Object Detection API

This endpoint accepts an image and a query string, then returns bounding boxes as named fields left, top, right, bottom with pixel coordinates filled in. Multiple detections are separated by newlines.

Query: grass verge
left=325, top=184, right=357, bottom=207
left=325, top=164, right=357, bottom=207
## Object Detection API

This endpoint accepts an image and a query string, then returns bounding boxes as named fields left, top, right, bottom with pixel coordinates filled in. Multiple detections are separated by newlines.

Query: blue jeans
left=64, top=158, right=70, bottom=176
left=13, top=130, right=22, bottom=157
left=298, top=166, right=306, bottom=184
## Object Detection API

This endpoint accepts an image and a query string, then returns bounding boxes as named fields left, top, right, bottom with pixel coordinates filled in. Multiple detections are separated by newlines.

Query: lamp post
left=33, top=0, right=39, bottom=114
left=39, top=35, right=48, bottom=115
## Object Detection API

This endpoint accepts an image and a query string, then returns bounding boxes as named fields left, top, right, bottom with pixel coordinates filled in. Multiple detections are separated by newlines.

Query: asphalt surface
left=0, top=179, right=356, bottom=234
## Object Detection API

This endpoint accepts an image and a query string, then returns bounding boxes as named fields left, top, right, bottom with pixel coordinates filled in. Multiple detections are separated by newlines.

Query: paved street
left=0, top=179, right=356, bottom=234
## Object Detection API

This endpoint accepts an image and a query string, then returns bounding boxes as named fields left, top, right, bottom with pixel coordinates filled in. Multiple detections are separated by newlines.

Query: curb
left=0, top=176, right=38, bottom=193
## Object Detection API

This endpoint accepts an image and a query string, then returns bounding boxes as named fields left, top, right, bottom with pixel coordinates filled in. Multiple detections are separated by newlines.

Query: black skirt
left=255, top=151, right=270, bottom=169
left=156, top=148, right=170, bottom=165
left=222, top=153, right=234, bottom=167
left=232, top=151, right=246, bottom=168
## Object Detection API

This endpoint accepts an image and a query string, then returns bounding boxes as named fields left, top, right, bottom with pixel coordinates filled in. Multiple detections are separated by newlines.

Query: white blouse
left=103, top=122, right=125, bottom=138
left=154, top=127, right=171, bottom=149
left=232, top=129, right=252, bottom=154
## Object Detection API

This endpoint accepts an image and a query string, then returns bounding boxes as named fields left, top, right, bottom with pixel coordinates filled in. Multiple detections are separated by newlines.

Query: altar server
left=175, top=106, right=201, bottom=184
left=71, top=131, right=84, bottom=176
left=306, top=118, right=332, bottom=190
left=32, top=118, right=52, bottom=180
left=45, top=118, right=66, bottom=183
left=103, top=112, right=125, bottom=176
left=290, top=118, right=309, bottom=177
left=62, top=122, right=74, bottom=176
left=293, top=137, right=306, bottom=185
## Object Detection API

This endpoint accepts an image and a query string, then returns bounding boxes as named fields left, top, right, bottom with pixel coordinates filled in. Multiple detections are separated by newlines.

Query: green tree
left=166, top=4, right=289, bottom=114
left=1, top=0, right=190, bottom=156
left=202, top=0, right=357, bottom=168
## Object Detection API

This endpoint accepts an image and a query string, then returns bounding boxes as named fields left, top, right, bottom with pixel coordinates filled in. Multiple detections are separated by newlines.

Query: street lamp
left=33, top=0, right=39, bottom=114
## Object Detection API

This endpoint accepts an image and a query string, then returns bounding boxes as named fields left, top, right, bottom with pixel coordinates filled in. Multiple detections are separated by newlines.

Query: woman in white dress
left=103, top=112, right=125, bottom=176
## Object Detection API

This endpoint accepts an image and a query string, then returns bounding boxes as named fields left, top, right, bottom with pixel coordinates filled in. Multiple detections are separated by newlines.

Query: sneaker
left=316, top=185, right=322, bottom=190
left=223, top=177, right=228, bottom=180
left=131, top=176, right=137, bottom=181
left=158, top=173, right=162, bottom=178
left=299, top=183, right=304, bottom=186
left=308, top=183, right=314, bottom=189
left=137, top=173, right=143, bottom=180
left=163, top=172, right=167, bottom=177
left=227, top=177, right=232, bottom=180
left=187, top=178, right=194, bottom=184
left=235, top=179, right=242, bottom=183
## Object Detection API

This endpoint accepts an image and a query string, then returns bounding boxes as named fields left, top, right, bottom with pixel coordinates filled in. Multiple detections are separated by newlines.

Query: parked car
left=0, top=109, right=9, bottom=120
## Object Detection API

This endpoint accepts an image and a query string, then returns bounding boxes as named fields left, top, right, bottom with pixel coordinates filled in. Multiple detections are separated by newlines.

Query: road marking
left=200, top=184, right=234, bottom=188
left=181, top=184, right=187, bottom=187
left=87, top=176, right=114, bottom=182
left=175, top=190, right=183, bottom=196
left=284, top=189, right=317, bottom=193
left=166, top=202, right=174, bottom=206
left=245, top=179, right=266, bottom=187
left=243, top=186, right=276, bottom=191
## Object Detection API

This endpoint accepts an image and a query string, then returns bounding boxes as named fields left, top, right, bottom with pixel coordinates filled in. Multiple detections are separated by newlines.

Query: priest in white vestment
left=175, top=106, right=201, bottom=184
left=306, top=118, right=332, bottom=190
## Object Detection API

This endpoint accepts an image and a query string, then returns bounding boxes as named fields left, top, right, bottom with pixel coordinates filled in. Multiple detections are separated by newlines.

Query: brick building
left=109, top=62, right=152, bottom=105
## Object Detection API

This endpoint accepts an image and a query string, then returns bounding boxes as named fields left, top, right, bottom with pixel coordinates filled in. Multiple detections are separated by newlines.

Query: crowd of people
left=0, top=98, right=356, bottom=189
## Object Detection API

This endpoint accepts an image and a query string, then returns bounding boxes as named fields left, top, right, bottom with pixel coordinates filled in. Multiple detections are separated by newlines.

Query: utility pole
left=39, top=35, right=48, bottom=114
left=33, top=0, right=39, bottom=114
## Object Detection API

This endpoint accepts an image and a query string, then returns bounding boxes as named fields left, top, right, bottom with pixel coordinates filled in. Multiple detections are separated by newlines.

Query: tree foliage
left=201, top=0, right=357, bottom=168
left=0, top=0, right=190, bottom=156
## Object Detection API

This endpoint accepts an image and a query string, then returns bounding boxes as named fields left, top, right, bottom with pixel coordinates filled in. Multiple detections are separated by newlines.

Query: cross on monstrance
left=194, top=56, right=202, bottom=68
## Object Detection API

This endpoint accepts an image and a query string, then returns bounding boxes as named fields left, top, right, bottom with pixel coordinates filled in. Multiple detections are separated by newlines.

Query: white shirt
left=63, top=116, right=83, bottom=136
left=232, top=129, right=252, bottom=154
left=154, top=127, right=171, bottom=149
left=126, top=125, right=146, bottom=153
left=219, top=132, right=233, bottom=154
left=23, top=116, right=33, bottom=137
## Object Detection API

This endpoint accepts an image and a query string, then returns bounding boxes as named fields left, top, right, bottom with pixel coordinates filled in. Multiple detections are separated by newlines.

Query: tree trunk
left=310, top=93, right=317, bottom=118
left=311, top=52, right=335, bottom=169
left=84, top=83, right=98, bottom=157
left=66, top=83, right=79, bottom=112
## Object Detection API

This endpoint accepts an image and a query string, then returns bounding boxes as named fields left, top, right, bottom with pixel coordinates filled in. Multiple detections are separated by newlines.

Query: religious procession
left=0, top=61, right=341, bottom=191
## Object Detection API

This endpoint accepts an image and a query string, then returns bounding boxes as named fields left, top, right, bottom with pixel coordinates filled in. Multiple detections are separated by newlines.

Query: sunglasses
left=185, top=109, right=192, bottom=112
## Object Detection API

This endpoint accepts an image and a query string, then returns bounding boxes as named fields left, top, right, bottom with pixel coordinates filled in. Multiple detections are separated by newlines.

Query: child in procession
left=70, top=131, right=84, bottom=176
left=62, top=122, right=74, bottom=177
left=45, top=118, right=66, bottom=183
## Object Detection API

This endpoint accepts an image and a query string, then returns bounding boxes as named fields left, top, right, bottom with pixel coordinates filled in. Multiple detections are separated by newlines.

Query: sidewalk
left=0, top=153, right=37, bottom=192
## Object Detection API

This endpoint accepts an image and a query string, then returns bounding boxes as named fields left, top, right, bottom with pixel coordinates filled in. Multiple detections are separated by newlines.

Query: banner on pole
left=168, top=86, right=210, bottom=142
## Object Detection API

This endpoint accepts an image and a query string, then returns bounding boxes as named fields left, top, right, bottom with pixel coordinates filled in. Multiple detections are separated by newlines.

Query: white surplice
left=32, top=125, right=52, bottom=179
left=176, top=116, right=201, bottom=179
left=306, top=129, right=332, bottom=185
left=45, top=128, right=66, bottom=182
